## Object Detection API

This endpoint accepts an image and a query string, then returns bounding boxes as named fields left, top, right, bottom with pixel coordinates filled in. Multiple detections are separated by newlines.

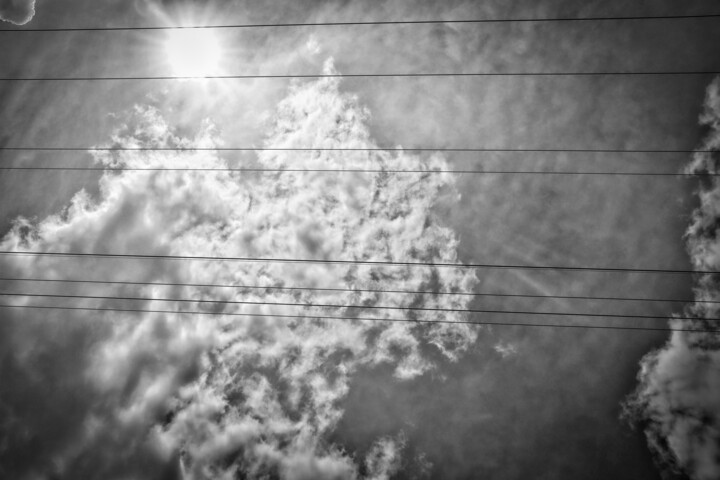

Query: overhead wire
left=0, top=250, right=712, bottom=274
left=1, top=71, right=719, bottom=81
left=1, top=275, right=714, bottom=304
left=1, top=12, right=719, bottom=32
left=1, top=303, right=716, bottom=334
left=1, top=146, right=711, bottom=177
left=1, top=291, right=717, bottom=323
left=0, top=146, right=715, bottom=153
left=1, top=12, right=717, bottom=336
left=0, top=166, right=708, bottom=177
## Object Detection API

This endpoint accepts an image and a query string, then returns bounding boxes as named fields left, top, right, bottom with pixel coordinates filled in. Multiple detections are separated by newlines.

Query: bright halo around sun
left=165, top=29, right=222, bottom=77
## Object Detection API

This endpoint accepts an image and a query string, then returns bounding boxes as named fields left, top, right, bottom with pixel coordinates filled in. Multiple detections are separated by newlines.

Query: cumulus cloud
left=0, top=62, right=480, bottom=479
left=0, top=0, right=35, bottom=25
left=624, top=77, right=720, bottom=480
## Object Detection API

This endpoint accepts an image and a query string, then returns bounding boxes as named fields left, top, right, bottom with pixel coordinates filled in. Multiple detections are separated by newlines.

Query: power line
left=2, top=276, right=711, bottom=304
left=1, top=303, right=717, bottom=334
left=1, top=291, right=715, bottom=322
left=0, top=250, right=708, bottom=274
left=1, top=71, right=718, bottom=82
left=0, top=147, right=715, bottom=153
left=0, top=166, right=704, bottom=177
left=1, top=13, right=719, bottom=32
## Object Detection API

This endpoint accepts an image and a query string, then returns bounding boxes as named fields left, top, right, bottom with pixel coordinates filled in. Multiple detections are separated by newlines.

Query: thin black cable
left=1, top=276, right=710, bottom=304
left=1, top=71, right=718, bottom=81
left=0, top=146, right=715, bottom=153
left=1, top=291, right=715, bottom=322
left=1, top=13, right=719, bottom=32
left=0, top=250, right=709, bottom=275
left=0, top=166, right=705, bottom=177
left=1, top=303, right=716, bottom=334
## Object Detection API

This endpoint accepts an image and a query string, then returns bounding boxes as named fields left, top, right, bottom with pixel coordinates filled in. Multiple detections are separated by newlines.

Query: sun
left=165, top=29, right=222, bottom=77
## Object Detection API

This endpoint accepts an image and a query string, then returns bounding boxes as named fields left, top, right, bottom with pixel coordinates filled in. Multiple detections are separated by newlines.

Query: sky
left=0, top=1, right=719, bottom=479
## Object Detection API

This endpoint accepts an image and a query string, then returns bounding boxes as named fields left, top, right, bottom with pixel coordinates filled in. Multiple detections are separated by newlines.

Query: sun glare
left=165, top=29, right=222, bottom=77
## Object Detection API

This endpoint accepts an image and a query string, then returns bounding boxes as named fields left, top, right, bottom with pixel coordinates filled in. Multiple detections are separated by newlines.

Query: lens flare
left=165, top=29, right=222, bottom=77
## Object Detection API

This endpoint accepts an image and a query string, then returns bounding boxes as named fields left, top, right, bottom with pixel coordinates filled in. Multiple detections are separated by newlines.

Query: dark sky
left=1, top=1, right=719, bottom=479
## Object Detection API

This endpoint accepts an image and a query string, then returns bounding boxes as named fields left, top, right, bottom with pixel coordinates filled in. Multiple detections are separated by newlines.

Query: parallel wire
left=1, top=13, right=719, bottom=32
left=2, top=71, right=719, bottom=81
left=1, top=14, right=717, bottom=341
left=1, top=13, right=717, bottom=333
left=1, top=303, right=716, bottom=334
left=0, top=250, right=711, bottom=275
left=2, top=276, right=712, bottom=304
left=2, top=291, right=716, bottom=323
left=0, top=166, right=706, bottom=177
left=0, top=146, right=716, bottom=153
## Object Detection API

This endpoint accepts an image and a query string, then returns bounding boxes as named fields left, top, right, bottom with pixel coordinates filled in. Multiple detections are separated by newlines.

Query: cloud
left=306, top=35, right=322, bottom=56
left=364, top=435, right=404, bottom=480
left=493, top=341, right=518, bottom=358
left=0, top=62, right=480, bottom=479
left=624, top=77, right=720, bottom=480
left=0, top=0, right=35, bottom=25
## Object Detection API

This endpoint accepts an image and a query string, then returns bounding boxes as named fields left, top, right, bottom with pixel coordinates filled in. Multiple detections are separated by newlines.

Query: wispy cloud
left=624, top=77, right=720, bottom=480
left=0, top=65, right=480, bottom=479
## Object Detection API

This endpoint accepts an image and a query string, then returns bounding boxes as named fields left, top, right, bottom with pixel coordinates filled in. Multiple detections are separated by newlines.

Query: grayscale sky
left=1, top=1, right=719, bottom=480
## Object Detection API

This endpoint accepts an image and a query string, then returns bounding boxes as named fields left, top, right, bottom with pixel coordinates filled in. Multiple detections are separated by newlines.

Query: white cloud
left=364, top=435, right=405, bottom=480
left=493, top=341, right=518, bottom=358
left=625, top=77, right=720, bottom=480
left=0, top=0, right=35, bottom=25
left=0, top=64, right=480, bottom=478
left=306, top=35, right=322, bottom=56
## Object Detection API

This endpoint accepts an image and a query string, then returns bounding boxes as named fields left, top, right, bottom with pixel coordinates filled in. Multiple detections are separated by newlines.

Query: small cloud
left=414, top=451, right=433, bottom=478
left=306, top=35, right=322, bottom=55
left=365, top=435, right=405, bottom=480
left=0, top=0, right=36, bottom=25
left=493, top=341, right=518, bottom=358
